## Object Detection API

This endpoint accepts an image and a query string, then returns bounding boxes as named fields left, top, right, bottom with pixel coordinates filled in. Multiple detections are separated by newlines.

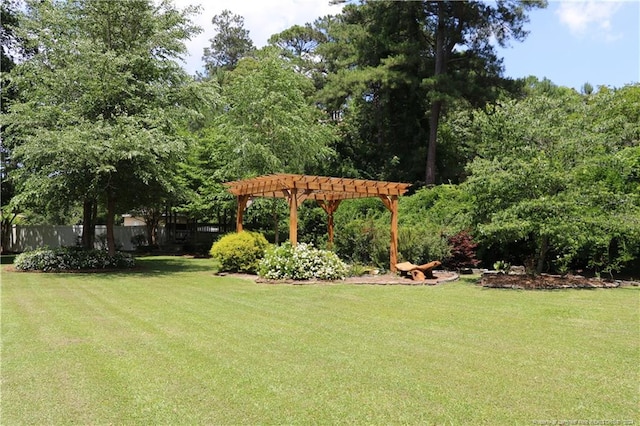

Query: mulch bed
left=480, top=271, right=639, bottom=290
left=220, top=270, right=459, bottom=285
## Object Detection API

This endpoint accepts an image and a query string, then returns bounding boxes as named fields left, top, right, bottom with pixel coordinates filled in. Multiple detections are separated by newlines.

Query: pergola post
left=389, top=196, right=399, bottom=272
left=380, top=195, right=399, bottom=272
left=235, top=194, right=250, bottom=232
left=317, top=200, right=341, bottom=249
left=288, top=189, right=298, bottom=245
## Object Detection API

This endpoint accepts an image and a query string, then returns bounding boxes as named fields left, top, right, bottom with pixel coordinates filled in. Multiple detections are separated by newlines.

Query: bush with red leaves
left=445, top=231, right=481, bottom=270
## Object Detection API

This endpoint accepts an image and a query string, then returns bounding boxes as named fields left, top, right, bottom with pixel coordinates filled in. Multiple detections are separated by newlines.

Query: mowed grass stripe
left=2, top=256, right=638, bottom=424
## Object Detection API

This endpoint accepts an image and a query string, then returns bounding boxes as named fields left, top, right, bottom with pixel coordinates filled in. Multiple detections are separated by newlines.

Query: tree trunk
left=536, top=234, right=549, bottom=275
left=152, top=221, right=158, bottom=245
left=106, top=193, right=117, bottom=256
left=144, top=210, right=160, bottom=246
left=425, top=1, right=447, bottom=186
left=426, top=100, right=442, bottom=185
left=0, top=220, right=8, bottom=254
left=146, top=221, right=154, bottom=246
left=1, top=213, right=17, bottom=254
left=81, top=199, right=96, bottom=249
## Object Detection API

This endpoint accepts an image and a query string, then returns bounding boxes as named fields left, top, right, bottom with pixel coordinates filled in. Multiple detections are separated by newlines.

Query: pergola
left=224, top=174, right=411, bottom=272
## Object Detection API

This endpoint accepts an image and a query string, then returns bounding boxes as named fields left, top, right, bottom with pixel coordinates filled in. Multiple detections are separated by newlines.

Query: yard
left=2, top=256, right=638, bottom=424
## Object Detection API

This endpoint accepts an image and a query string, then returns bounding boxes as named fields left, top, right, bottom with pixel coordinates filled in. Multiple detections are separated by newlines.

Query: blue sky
left=496, top=1, right=639, bottom=90
left=177, top=0, right=639, bottom=90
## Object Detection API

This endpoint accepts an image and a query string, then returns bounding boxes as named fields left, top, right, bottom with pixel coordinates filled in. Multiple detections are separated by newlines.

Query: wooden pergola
left=224, top=174, right=411, bottom=272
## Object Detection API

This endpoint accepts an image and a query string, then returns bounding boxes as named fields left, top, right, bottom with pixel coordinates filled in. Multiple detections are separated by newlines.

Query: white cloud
left=170, top=0, right=344, bottom=75
left=555, top=1, right=623, bottom=41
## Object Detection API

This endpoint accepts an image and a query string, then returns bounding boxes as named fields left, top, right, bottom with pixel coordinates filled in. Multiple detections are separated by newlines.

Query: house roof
left=224, top=173, right=411, bottom=202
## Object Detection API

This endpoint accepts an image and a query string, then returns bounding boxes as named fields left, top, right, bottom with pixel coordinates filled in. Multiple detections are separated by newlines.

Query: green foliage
left=203, top=9, right=255, bottom=74
left=493, top=260, right=511, bottom=272
left=268, top=23, right=327, bottom=84
left=334, top=218, right=389, bottom=268
left=242, top=198, right=289, bottom=243
left=399, top=185, right=472, bottom=233
left=298, top=204, right=329, bottom=247
left=3, top=0, right=216, bottom=253
left=14, top=247, right=135, bottom=272
left=209, top=231, right=268, bottom=273
left=396, top=186, right=472, bottom=266
left=258, top=242, right=348, bottom=281
left=332, top=193, right=458, bottom=269
left=315, top=0, right=545, bottom=183
left=334, top=198, right=387, bottom=224
left=398, top=226, right=451, bottom=265
left=464, top=87, right=640, bottom=274
left=211, top=49, right=336, bottom=177
left=334, top=215, right=450, bottom=269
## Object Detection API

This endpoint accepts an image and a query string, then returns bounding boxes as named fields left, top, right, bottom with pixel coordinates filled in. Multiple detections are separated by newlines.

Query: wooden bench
left=395, top=260, right=442, bottom=280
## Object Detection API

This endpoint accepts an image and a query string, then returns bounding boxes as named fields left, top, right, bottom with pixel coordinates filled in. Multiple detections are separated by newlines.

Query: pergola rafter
left=224, top=174, right=411, bottom=272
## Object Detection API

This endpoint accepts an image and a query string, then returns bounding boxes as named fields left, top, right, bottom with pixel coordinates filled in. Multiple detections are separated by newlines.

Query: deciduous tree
left=4, top=0, right=215, bottom=255
left=464, top=87, right=640, bottom=274
left=210, top=49, right=336, bottom=178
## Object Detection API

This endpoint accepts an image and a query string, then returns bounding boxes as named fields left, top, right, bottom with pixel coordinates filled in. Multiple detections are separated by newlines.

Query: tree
left=464, top=87, right=640, bottom=274
left=173, top=131, right=236, bottom=228
left=3, top=0, right=216, bottom=255
left=268, top=23, right=328, bottom=86
left=315, top=0, right=545, bottom=184
left=423, top=0, right=548, bottom=184
left=315, top=2, right=434, bottom=181
left=202, top=9, right=255, bottom=76
left=210, top=49, right=336, bottom=178
left=0, top=0, right=28, bottom=253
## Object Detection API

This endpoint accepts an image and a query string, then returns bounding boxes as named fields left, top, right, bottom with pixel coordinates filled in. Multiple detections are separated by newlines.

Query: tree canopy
left=202, top=9, right=255, bottom=76
left=3, top=0, right=215, bottom=254
left=463, top=86, right=640, bottom=274
left=307, top=0, right=546, bottom=184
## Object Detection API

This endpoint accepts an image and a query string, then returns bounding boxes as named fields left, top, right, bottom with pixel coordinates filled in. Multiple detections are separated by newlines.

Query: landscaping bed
left=481, top=271, right=639, bottom=289
left=225, top=270, right=459, bottom=285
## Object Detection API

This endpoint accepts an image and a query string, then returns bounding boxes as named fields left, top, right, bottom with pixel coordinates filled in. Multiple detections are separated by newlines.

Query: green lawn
left=2, top=256, right=638, bottom=424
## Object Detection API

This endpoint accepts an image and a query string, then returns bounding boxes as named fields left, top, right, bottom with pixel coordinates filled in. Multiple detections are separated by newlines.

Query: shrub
left=444, top=230, right=481, bottom=270
left=334, top=218, right=389, bottom=268
left=335, top=220, right=451, bottom=269
left=493, top=260, right=511, bottom=272
left=258, top=242, right=348, bottom=281
left=398, top=225, right=451, bottom=265
left=14, top=247, right=135, bottom=272
left=399, top=185, right=472, bottom=233
left=210, top=231, right=269, bottom=273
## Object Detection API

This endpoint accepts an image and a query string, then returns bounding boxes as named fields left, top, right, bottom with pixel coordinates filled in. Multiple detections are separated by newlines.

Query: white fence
left=7, top=225, right=157, bottom=252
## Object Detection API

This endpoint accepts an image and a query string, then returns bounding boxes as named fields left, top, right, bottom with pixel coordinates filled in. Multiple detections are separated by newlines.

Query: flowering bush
left=210, top=231, right=269, bottom=273
left=14, top=247, right=136, bottom=272
left=258, top=242, right=348, bottom=281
